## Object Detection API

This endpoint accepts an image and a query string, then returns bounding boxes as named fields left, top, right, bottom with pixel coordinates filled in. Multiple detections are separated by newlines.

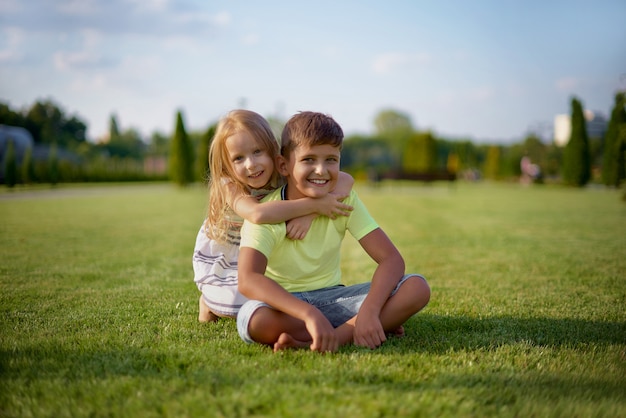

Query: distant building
left=553, top=110, right=608, bottom=146
left=586, top=111, right=609, bottom=139
left=554, top=115, right=570, bottom=146
left=0, top=125, right=35, bottom=181
left=143, top=156, right=168, bottom=175
left=0, top=124, right=83, bottom=182
left=0, top=125, right=34, bottom=159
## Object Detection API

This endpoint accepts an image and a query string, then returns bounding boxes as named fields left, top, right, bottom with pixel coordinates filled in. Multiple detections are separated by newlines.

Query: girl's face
left=225, top=130, right=275, bottom=189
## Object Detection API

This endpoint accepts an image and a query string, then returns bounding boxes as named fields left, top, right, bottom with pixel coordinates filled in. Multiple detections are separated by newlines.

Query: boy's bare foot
left=388, top=326, right=405, bottom=338
left=198, top=296, right=219, bottom=323
left=273, top=332, right=310, bottom=352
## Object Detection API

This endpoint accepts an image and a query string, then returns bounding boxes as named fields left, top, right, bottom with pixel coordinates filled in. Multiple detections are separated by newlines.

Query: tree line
left=342, top=94, right=625, bottom=188
left=2, top=94, right=625, bottom=189
left=0, top=100, right=210, bottom=185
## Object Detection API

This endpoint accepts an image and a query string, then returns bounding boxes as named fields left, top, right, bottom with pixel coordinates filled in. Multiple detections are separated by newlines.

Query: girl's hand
left=316, top=193, right=353, bottom=219
left=286, top=214, right=315, bottom=240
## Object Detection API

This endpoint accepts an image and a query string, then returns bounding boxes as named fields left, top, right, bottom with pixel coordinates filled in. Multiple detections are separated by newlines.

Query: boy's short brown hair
left=280, top=111, right=343, bottom=158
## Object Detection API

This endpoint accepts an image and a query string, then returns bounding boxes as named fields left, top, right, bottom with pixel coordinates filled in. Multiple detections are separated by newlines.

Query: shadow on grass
left=2, top=314, right=622, bottom=379
left=0, top=344, right=243, bottom=384
left=406, top=313, right=626, bottom=352
left=1, top=314, right=624, bottom=412
left=336, top=370, right=626, bottom=412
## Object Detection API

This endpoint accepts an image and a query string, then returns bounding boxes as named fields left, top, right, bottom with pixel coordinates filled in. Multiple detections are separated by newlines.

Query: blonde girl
left=193, top=109, right=353, bottom=322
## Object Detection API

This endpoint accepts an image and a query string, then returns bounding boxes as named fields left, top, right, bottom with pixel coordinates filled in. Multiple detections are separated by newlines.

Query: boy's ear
left=276, top=155, right=289, bottom=177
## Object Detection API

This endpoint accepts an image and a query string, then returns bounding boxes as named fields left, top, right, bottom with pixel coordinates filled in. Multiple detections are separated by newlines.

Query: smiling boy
left=236, top=111, right=430, bottom=352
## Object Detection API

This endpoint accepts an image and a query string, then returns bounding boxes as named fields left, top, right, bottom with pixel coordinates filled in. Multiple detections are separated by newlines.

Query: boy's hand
left=303, top=309, right=339, bottom=352
left=353, top=310, right=387, bottom=349
left=316, top=193, right=353, bottom=219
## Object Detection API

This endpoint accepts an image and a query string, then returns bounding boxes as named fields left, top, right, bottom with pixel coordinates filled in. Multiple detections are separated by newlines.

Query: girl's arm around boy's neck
left=283, top=171, right=355, bottom=239
left=335, top=171, right=355, bottom=196
left=229, top=172, right=354, bottom=225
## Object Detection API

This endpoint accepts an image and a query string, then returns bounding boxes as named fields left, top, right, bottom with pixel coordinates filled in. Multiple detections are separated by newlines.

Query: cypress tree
left=402, top=132, right=437, bottom=173
left=563, top=97, right=591, bottom=186
left=483, top=145, right=501, bottom=180
left=169, top=110, right=194, bottom=186
left=109, top=114, right=121, bottom=142
left=21, top=146, right=34, bottom=184
left=196, top=124, right=215, bottom=183
left=48, top=144, right=58, bottom=185
left=618, top=125, right=626, bottom=188
left=601, top=92, right=626, bottom=187
left=3, top=139, right=17, bottom=187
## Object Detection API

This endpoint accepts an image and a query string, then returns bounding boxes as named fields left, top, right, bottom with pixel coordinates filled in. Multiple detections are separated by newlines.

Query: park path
left=0, top=183, right=174, bottom=201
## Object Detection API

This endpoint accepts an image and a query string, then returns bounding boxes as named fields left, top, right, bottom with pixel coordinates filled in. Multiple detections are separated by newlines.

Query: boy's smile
left=281, top=144, right=341, bottom=200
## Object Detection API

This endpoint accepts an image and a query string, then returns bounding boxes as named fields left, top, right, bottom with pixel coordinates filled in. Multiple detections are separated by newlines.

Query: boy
left=236, top=111, right=430, bottom=352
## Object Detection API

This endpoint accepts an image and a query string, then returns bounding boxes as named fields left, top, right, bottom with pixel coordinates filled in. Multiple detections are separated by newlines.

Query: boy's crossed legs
left=237, top=274, right=430, bottom=352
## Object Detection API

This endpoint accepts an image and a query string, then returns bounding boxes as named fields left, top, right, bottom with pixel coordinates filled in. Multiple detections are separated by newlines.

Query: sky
left=1, top=0, right=625, bottom=144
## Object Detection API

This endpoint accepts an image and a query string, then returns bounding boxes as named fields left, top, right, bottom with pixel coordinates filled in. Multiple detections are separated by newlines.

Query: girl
left=193, top=109, right=354, bottom=322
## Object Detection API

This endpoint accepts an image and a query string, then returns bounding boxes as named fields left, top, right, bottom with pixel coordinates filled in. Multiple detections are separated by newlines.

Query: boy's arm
left=237, top=247, right=339, bottom=352
left=228, top=183, right=352, bottom=224
left=354, top=228, right=406, bottom=349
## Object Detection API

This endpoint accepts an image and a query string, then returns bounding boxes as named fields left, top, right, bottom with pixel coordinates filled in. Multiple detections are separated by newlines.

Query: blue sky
left=1, top=0, right=625, bottom=143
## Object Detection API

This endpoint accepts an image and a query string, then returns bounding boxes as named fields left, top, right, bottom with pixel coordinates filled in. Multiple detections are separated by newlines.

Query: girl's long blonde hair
left=206, top=109, right=281, bottom=242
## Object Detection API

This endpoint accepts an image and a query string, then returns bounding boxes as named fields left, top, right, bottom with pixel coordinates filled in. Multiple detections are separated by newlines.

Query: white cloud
left=82, top=29, right=102, bottom=48
left=56, top=0, right=100, bottom=16
left=504, top=82, right=526, bottom=98
left=432, top=85, right=495, bottom=108
left=161, top=35, right=206, bottom=54
left=0, top=50, right=24, bottom=64
left=63, top=53, right=162, bottom=95
left=452, top=49, right=471, bottom=61
left=0, top=49, right=21, bottom=63
left=469, top=86, right=495, bottom=102
left=53, top=29, right=107, bottom=71
left=54, top=50, right=102, bottom=71
left=173, top=10, right=230, bottom=28
left=434, top=90, right=456, bottom=107
left=3, top=0, right=229, bottom=40
left=127, top=0, right=169, bottom=13
left=320, top=46, right=342, bottom=60
left=372, top=52, right=432, bottom=75
left=555, top=76, right=580, bottom=91
left=241, top=33, right=260, bottom=46
left=0, top=27, right=24, bottom=63
left=0, top=0, right=21, bottom=13
left=68, top=74, right=108, bottom=93
left=116, top=54, right=162, bottom=80
left=213, top=11, right=232, bottom=26
left=373, top=52, right=408, bottom=74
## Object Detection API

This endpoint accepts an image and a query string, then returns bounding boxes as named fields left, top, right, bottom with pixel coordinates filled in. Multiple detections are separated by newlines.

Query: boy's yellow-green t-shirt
left=239, top=187, right=378, bottom=292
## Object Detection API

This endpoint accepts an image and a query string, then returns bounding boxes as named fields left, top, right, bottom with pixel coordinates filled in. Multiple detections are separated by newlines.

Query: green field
left=1, top=182, right=624, bottom=417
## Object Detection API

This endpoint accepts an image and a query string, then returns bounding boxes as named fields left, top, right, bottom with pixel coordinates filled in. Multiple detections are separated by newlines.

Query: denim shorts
left=237, top=274, right=425, bottom=343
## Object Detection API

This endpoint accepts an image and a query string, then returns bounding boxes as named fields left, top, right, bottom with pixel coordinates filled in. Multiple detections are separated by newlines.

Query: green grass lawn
left=1, top=182, right=624, bottom=417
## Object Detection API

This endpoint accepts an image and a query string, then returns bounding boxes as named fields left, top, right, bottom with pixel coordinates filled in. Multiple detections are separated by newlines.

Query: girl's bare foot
left=198, top=296, right=219, bottom=323
left=273, top=332, right=310, bottom=352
